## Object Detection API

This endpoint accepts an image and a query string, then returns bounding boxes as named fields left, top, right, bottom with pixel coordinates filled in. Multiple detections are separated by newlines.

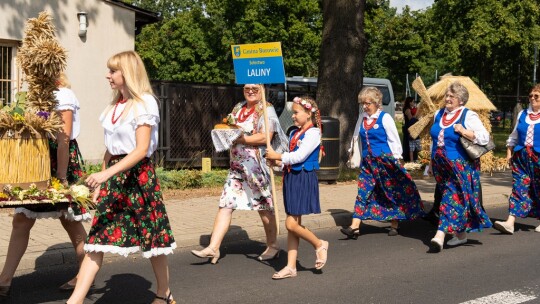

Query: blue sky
left=389, top=0, right=434, bottom=13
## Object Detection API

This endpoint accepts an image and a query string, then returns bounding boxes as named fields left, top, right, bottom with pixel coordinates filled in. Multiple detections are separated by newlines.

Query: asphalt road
left=2, top=205, right=540, bottom=304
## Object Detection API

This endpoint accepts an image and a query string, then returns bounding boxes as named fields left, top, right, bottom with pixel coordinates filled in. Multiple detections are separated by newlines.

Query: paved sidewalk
left=0, top=171, right=512, bottom=274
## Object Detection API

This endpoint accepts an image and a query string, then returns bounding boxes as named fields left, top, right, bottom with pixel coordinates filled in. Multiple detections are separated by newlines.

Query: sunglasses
left=243, top=86, right=260, bottom=93
left=529, top=93, right=540, bottom=99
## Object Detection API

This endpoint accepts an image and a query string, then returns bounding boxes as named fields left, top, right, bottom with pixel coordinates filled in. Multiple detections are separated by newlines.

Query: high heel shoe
left=340, top=227, right=360, bottom=239
left=153, top=292, right=176, bottom=304
left=191, top=247, right=220, bottom=264
left=257, top=245, right=280, bottom=261
left=0, top=285, right=11, bottom=297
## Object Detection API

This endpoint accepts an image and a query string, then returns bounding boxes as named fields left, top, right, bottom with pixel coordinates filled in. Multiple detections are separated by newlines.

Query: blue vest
left=360, top=111, right=392, bottom=157
left=290, top=128, right=320, bottom=172
left=430, top=108, right=469, bottom=160
left=514, top=110, right=540, bottom=153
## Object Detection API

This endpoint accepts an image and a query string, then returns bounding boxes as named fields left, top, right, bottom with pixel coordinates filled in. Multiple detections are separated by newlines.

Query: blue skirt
left=283, top=169, right=321, bottom=216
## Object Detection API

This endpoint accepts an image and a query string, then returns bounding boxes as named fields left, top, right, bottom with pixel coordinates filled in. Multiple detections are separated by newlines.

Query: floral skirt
left=508, top=148, right=540, bottom=218
left=15, top=139, right=90, bottom=222
left=353, top=153, right=424, bottom=221
left=431, top=148, right=492, bottom=233
left=84, top=156, right=176, bottom=258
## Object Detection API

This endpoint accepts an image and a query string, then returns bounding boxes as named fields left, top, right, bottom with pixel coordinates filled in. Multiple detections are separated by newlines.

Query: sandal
left=257, top=245, right=280, bottom=261
left=153, top=292, right=176, bottom=304
left=272, top=266, right=297, bottom=280
left=315, top=240, right=329, bottom=270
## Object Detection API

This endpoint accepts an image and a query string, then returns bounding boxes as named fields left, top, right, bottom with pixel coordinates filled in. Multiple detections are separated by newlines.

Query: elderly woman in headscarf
left=340, top=87, right=424, bottom=239
left=428, top=81, right=492, bottom=252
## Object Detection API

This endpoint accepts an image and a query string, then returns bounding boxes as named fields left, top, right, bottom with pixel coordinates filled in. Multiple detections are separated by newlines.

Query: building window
left=0, top=45, right=15, bottom=106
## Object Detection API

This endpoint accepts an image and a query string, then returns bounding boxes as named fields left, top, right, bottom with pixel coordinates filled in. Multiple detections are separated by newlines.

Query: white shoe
left=493, top=221, right=514, bottom=235
left=447, top=235, right=467, bottom=246
left=430, top=237, right=443, bottom=252
left=535, top=225, right=540, bottom=232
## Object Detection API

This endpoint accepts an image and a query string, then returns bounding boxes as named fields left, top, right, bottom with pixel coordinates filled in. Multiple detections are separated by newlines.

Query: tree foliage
left=128, top=0, right=321, bottom=82
left=128, top=0, right=540, bottom=107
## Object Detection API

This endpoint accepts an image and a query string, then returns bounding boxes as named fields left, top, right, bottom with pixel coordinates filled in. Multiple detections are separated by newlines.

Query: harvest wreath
left=0, top=11, right=91, bottom=207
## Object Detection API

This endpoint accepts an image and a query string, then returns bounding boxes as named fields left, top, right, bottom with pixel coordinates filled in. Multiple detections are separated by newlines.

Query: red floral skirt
left=84, top=156, right=176, bottom=257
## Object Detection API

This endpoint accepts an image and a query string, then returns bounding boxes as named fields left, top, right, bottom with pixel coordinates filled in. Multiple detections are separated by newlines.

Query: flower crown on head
left=293, top=97, right=317, bottom=113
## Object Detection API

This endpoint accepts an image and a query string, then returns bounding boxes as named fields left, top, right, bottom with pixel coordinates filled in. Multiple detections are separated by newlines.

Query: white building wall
left=0, top=0, right=136, bottom=162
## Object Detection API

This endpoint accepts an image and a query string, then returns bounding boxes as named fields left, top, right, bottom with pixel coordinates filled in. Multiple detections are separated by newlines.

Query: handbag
left=347, top=115, right=363, bottom=169
left=458, top=110, right=495, bottom=160
left=347, top=136, right=361, bottom=168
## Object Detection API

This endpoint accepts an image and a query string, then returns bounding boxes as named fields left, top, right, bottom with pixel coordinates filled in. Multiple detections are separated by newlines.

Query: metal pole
left=517, top=64, right=520, bottom=103
left=534, top=44, right=538, bottom=85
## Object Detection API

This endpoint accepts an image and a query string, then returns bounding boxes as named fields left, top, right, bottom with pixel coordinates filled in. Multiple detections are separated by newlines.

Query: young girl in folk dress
left=265, top=96, right=328, bottom=280
left=67, top=51, right=176, bottom=304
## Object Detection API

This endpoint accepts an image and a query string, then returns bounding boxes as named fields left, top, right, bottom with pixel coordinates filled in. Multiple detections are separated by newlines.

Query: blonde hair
left=293, top=95, right=324, bottom=160
left=57, top=72, right=71, bottom=88
left=104, top=51, right=154, bottom=121
left=358, top=86, right=383, bottom=109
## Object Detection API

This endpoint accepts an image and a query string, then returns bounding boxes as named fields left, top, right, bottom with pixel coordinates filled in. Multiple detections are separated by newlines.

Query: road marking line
left=460, top=290, right=537, bottom=304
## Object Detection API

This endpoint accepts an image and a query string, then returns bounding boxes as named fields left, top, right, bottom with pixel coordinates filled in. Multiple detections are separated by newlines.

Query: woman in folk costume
left=0, top=73, right=87, bottom=297
left=265, top=96, right=328, bottom=280
left=67, top=51, right=176, bottom=304
left=493, top=83, right=540, bottom=235
left=428, top=81, right=492, bottom=252
left=191, top=84, right=288, bottom=264
left=340, top=87, right=423, bottom=239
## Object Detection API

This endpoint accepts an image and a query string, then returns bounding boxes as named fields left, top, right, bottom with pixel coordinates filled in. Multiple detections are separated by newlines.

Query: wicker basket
left=0, top=132, right=50, bottom=189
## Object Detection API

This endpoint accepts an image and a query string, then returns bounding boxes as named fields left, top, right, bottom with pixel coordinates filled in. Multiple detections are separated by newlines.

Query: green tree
left=430, top=0, right=540, bottom=99
left=130, top=0, right=322, bottom=82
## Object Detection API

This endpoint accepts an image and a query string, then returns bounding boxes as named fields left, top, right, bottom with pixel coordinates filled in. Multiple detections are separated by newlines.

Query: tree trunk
left=317, top=0, right=367, bottom=166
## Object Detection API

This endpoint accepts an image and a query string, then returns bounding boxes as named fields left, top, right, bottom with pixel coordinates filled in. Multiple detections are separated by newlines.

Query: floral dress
left=219, top=101, right=287, bottom=210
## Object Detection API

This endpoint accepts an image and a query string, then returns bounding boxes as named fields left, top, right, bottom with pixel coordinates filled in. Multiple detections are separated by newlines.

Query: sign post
left=231, top=42, right=286, bottom=235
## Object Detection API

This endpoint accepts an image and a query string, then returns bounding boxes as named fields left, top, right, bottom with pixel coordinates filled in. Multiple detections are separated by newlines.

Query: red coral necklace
left=289, top=123, right=313, bottom=150
left=529, top=112, right=540, bottom=121
left=363, top=117, right=377, bottom=130
left=111, top=96, right=128, bottom=124
left=237, top=105, right=255, bottom=123
left=442, top=109, right=462, bottom=126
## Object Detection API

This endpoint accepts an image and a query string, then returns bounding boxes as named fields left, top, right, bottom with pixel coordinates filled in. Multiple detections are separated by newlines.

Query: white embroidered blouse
left=99, top=94, right=160, bottom=157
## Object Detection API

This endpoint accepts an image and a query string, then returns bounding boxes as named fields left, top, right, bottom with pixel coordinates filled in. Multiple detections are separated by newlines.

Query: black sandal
left=154, top=293, right=176, bottom=304
left=340, top=227, right=360, bottom=240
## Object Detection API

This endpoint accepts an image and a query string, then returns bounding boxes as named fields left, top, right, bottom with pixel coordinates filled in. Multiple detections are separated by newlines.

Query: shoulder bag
left=458, top=110, right=495, bottom=160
